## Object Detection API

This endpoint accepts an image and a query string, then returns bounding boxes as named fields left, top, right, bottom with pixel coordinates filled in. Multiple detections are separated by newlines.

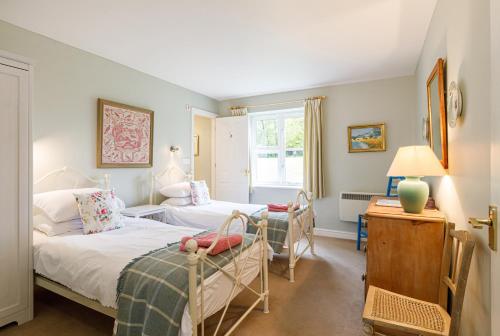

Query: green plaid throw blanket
left=247, top=207, right=307, bottom=254
left=115, top=233, right=257, bottom=336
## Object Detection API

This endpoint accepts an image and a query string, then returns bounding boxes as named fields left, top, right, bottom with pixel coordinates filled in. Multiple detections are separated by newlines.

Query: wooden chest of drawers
left=364, top=196, right=445, bottom=303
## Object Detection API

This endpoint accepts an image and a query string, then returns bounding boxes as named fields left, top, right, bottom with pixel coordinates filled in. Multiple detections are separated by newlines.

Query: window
left=250, top=108, right=304, bottom=186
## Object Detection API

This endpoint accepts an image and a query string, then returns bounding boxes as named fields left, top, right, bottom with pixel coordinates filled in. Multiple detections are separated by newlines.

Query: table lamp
left=386, top=145, right=446, bottom=213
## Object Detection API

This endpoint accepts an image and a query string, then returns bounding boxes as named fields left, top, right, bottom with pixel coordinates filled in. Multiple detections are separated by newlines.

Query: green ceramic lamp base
left=397, top=176, right=429, bottom=214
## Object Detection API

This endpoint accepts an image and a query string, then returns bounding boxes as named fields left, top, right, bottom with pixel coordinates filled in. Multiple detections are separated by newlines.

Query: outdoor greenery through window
left=251, top=107, right=304, bottom=186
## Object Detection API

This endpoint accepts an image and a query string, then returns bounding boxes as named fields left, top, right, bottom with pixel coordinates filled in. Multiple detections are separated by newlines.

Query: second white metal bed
left=150, top=167, right=315, bottom=283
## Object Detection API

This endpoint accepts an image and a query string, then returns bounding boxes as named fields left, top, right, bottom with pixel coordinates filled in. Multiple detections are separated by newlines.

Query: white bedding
left=162, top=200, right=266, bottom=231
left=33, top=217, right=263, bottom=336
left=162, top=200, right=303, bottom=247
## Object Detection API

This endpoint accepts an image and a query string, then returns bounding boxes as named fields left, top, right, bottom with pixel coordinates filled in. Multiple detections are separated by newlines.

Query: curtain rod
left=230, top=96, right=326, bottom=110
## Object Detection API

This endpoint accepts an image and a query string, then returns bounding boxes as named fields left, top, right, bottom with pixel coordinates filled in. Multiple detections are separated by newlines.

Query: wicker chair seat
left=363, top=286, right=451, bottom=336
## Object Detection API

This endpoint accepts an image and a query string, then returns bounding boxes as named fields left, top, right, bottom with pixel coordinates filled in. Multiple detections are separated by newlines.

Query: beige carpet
left=0, top=237, right=365, bottom=336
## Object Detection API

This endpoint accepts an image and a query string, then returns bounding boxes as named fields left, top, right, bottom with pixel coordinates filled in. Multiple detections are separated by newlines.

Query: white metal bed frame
left=187, top=210, right=269, bottom=336
left=286, top=190, right=315, bottom=282
left=149, top=167, right=315, bottom=283
left=149, top=165, right=192, bottom=205
left=33, top=166, right=270, bottom=336
left=33, top=166, right=110, bottom=192
left=33, top=166, right=116, bottom=316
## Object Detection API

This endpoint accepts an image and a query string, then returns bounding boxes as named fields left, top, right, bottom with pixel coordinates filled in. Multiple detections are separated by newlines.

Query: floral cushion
left=74, top=190, right=123, bottom=234
left=190, top=180, right=211, bottom=205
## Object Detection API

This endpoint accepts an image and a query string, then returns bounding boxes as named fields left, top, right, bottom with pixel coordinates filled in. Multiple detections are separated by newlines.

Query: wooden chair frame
left=287, top=190, right=315, bottom=283
left=362, top=222, right=475, bottom=336
left=439, top=223, right=475, bottom=335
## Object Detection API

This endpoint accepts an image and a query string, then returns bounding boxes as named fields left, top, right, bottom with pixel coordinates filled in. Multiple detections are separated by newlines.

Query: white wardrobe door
left=215, top=116, right=250, bottom=203
left=0, top=62, right=30, bottom=324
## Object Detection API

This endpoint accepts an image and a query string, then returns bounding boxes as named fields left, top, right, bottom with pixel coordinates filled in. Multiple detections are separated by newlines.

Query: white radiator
left=339, top=192, right=384, bottom=222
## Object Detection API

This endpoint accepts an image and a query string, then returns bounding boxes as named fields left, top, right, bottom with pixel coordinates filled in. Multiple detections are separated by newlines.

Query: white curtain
left=304, top=98, right=325, bottom=199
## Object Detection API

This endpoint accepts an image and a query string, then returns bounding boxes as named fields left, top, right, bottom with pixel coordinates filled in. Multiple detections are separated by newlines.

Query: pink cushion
left=267, top=203, right=299, bottom=212
left=179, top=232, right=243, bottom=255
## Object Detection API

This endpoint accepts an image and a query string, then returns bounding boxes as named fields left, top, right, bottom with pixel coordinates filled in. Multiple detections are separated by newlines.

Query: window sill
left=252, top=185, right=302, bottom=190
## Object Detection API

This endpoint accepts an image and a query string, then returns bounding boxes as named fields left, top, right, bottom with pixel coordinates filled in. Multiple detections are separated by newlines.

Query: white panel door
left=0, top=61, right=31, bottom=326
left=215, top=116, right=249, bottom=203
left=491, top=1, right=500, bottom=333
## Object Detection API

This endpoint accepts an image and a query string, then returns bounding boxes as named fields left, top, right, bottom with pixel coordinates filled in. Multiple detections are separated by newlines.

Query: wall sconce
left=170, top=145, right=180, bottom=153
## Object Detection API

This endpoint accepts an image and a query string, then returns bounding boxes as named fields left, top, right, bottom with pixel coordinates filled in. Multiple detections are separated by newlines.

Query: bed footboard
left=186, top=210, right=270, bottom=336
left=287, top=190, right=315, bottom=283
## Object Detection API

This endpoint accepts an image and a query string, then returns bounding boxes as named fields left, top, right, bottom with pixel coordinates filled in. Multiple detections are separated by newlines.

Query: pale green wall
left=415, top=0, right=491, bottom=334
left=0, top=20, right=218, bottom=205
left=220, top=75, right=417, bottom=233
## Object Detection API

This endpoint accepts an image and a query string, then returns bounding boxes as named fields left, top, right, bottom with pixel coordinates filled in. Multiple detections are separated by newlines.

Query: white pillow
left=161, top=197, right=192, bottom=207
left=114, top=196, right=126, bottom=210
left=159, top=182, right=191, bottom=198
left=190, top=181, right=211, bottom=205
left=33, top=213, right=83, bottom=236
left=33, top=188, right=100, bottom=223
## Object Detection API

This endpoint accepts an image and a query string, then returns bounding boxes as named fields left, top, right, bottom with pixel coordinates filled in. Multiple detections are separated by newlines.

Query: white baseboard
left=314, top=228, right=357, bottom=241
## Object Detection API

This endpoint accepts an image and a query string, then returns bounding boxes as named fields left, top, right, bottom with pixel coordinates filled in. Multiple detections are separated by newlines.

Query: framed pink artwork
left=97, top=99, right=154, bottom=168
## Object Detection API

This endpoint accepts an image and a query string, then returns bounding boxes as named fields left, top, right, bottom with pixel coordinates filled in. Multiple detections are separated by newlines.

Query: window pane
left=285, top=150, right=303, bottom=184
left=255, top=152, right=279, bottom=184
left=286, top=149, right=303, bottom=157
left=256, top=119, right=278, bottom=147
left=285, top=117, right=304, bottom=148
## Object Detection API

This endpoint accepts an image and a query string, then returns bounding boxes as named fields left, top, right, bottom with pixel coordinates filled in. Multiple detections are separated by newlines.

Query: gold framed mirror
left=426, top=58, right=448, bottom=169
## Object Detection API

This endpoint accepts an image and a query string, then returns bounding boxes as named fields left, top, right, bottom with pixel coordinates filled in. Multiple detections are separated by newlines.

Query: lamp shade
left=387, top=145, right=446, bottom=177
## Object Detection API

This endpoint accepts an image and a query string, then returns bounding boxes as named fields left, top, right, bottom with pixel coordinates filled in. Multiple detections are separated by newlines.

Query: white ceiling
left=0, top=0, right=436, bottom=100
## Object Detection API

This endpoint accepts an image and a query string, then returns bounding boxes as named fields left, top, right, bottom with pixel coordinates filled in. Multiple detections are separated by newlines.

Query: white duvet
left=162, top=200, right=303, bottom=248
left=33, top=217, right=263, bottom=336
left=162, top=200, right=266, bottom=231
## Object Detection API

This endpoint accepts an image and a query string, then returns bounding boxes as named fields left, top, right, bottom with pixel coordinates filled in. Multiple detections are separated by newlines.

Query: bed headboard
left=149, top=165, right=192, bottom=204
left=34, top=166, right=110, bottom=194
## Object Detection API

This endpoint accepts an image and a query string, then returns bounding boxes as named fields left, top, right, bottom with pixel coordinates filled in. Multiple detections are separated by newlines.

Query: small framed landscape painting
left=348, top=123, right=386, bottom=153
left=97, top=99, right=154, bottom=168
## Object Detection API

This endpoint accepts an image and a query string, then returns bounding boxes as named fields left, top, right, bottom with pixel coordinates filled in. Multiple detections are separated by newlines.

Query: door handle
left=469, top=218, right=493, bottom=228
left=468, top=205, right=497, bottom=251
